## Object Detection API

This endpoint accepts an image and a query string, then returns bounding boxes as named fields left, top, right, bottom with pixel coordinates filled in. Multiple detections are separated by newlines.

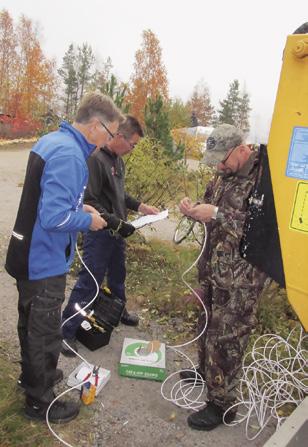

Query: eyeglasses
left=99, top=120, right=114, bottom=139
left=221, top=146, right=237, bottom=164
left=117, top=132, right=137, bottom=149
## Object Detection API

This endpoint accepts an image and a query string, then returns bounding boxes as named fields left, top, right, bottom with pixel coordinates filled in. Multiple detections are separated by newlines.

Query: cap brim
left=202, top=150, right=227, bottom=166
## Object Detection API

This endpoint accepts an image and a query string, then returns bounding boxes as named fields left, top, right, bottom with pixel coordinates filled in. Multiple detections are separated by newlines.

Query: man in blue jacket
left=5, top=92, right=122, bottom=423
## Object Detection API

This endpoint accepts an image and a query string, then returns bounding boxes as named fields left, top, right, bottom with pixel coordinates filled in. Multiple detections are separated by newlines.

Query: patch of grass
left=126, top=237, right=201, bottom=341
left=126, top=238, right=302, bottom=346
left=71, top=236, right=301, bottom=344
left=0, top=343, right=52, bottom=447
left=249, top=281, right=300, bottom=348
left=0, top=343, right=99, bottom=447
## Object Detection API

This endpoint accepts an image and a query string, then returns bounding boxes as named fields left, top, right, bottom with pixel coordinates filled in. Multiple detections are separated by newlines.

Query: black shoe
left=179, top=367, right=205, bottom=384
left=25, top=397, right=80, bottom=424
left=187, top=402, right=237, bottom=431
left=121, top=308, right=139, bottom=326
left=61, top=338, right=78, bottom=357
left=18, top=369, right=63, bottom=391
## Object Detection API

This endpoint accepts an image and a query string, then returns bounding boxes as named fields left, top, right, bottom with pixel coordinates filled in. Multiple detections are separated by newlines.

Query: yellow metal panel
left=267, top=34, right=308, bottom=330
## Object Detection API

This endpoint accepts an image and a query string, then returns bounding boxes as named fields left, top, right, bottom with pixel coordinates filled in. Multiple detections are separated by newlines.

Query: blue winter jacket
left=5, top=121, right=96, bottom=280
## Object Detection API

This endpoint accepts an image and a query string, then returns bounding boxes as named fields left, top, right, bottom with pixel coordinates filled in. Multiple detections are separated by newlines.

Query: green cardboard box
left=119, top=337, right=166, bottom=381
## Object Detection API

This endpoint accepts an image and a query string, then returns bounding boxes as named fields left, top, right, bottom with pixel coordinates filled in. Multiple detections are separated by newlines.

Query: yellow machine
left=267, top=32, right=308, bottom=330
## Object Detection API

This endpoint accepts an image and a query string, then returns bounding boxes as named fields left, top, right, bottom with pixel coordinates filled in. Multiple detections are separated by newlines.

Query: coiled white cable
left=161, top=223, right=308, bottom=443
left=161, top=224, right=209, bottom=411
left=223, top=326, right=308, bottom=440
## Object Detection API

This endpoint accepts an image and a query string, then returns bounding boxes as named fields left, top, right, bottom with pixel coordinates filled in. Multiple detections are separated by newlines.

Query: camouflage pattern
left=203, top=124, right=244, bottom=168
left=197, top=150, right=267, bottom=410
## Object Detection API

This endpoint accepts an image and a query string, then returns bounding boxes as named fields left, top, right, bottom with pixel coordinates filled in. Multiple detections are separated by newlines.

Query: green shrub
left=125, top=137, right=184, bottom=207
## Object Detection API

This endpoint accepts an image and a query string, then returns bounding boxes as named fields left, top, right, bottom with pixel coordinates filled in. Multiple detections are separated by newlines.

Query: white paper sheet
left=130, top=209, right=169, bottom=229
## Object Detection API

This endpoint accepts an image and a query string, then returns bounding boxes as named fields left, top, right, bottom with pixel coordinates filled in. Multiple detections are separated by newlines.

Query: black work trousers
left=17, top=274, right=66, bottom=404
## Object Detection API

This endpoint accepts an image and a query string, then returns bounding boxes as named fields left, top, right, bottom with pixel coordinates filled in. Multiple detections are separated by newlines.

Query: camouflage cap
left=202, top=124, right=244, bottom=167
left=293, top=23, right=308, bottom=34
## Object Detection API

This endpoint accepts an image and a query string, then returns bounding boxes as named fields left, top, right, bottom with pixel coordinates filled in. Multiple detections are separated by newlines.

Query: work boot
left=187, top=401, right=237, bottom=431
left=61, top=338, right=78, bottom=357
left=179, top=367, right=205, bottom=384
left=121, top=308, right=139, bottom=326
left=25, top=396, right=80, bottom=424
left=18, top=369, right=63, bottom=391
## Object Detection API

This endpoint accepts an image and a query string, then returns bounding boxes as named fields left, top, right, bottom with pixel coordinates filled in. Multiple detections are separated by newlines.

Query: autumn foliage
left=171, top=128, right=205, bottom=160
left=128, top=30, right=169, bottom=124
left=187, top=82, right=215, bottom=126
left=0, top=8, right=251, bottom=141
left=0, top=9, right=57, bottom=138
left=0, top=114, right=40, bottom=138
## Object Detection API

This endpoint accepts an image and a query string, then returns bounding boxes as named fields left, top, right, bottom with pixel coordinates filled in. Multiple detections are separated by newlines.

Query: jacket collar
left=101, top=146, right=118, bottom=160
left=59, top=121, right=96, bottom=159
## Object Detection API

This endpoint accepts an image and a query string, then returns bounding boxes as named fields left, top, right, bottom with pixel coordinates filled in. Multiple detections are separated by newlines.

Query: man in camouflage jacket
left=179, top=124, right=267, bottom=431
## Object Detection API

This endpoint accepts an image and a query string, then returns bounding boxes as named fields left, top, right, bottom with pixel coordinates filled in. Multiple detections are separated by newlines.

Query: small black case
left=76, top=287, right=124, bottom=351
left=76, top=324, right=111, bottom=351
left=92, top=288, right=125, bottom=332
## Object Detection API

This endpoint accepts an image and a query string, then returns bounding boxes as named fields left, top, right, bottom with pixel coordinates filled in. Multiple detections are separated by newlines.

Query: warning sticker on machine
left=290, top=182, right=308, bottom=233
left=286, top=127, right=308, bottom=180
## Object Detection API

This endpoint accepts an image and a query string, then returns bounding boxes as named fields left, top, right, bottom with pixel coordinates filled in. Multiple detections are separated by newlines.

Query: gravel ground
left=0, top=147, right=274, bottom=447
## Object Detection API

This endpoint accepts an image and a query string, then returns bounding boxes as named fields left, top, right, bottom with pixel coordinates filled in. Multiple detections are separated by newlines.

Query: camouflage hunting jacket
left=198, top=151, right=267, bottom=290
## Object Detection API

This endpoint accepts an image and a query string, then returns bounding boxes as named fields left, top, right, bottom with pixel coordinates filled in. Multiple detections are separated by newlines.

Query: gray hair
left=75, top=92, right=124, bottom=125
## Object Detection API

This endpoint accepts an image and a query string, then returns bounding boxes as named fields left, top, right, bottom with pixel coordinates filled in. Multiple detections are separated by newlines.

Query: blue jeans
left=62, top=230, right=126, bottom=339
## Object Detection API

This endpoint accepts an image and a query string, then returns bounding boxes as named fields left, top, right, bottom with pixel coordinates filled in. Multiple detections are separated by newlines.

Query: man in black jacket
left=61, top=116, right=159, bottom=356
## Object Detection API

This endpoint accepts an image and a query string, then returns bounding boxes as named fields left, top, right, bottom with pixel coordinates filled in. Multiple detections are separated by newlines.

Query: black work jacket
left=84, top=147, right=140, bottom=230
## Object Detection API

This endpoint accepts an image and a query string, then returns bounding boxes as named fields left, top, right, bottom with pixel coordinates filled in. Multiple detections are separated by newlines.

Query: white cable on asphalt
left=161, top=224, right=209, bottom=411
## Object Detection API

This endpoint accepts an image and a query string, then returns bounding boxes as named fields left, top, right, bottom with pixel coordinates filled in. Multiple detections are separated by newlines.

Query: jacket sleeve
left=84, top=155, right=121, bottom=230
left=121, top=160, right=140, bottom=211
left=213, top=184, right=251, bottom=240
left=39, top=155, right=91, bottom=232
left=125, top=192, right=141, bottom=212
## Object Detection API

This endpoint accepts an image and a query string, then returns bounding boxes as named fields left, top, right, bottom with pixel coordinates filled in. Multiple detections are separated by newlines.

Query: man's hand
left=118, top=221, right=135, bottom=238
left=179, top=197, right=217, bottom=223
left=189, top=204, right=217, bottom=223
left=179, top=197, right=194, bottom=217
left=90, top=214, right=107, bottom=231
left=83, top=204, right=100, bottom=215
left=138, top=203, right=160, bottom=215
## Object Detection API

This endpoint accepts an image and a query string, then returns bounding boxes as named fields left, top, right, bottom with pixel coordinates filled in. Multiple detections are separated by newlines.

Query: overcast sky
left=2, top=0, right=307, bottom=141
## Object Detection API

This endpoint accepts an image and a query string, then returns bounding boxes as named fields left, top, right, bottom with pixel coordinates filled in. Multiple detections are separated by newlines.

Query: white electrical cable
left=45, top=228, right=308, bottom=445
left=46, top=378, right=91, bottom=447
left=223, top=326, right=308, bottom=440
left=61, top=244, right=100, bottom=366
left=46, top=243, right=102, bottom=447
left=161, top=222, right=308, bottom=443
left=161, top=224, right=209, bottom=411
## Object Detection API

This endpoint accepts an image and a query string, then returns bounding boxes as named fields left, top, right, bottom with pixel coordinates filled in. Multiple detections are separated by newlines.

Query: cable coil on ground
left=161, top=223, right=208, bottom=411
left=163, top=219, right=308, bottom=441
left=224, top=327, right=308, bottom=440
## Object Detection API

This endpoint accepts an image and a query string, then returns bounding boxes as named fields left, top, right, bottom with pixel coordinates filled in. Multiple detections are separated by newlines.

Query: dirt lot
left=0, top=146, right=274, bottom=446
